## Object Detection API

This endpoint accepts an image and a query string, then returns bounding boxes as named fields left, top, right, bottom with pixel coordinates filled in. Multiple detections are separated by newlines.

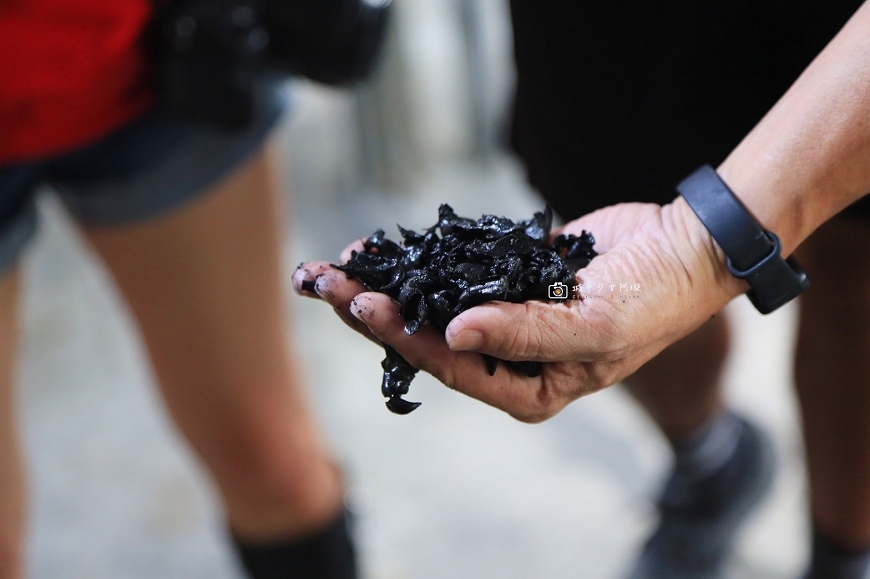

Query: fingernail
left=448, top=330, right=484, bottom=351
left=313, top=274, right=331, bottom=298
left=350, top=297, right=369, bottom=322
left=291, top=267, right=309, bottom=292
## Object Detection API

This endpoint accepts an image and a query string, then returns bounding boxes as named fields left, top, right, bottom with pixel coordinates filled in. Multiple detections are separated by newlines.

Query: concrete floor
left=15, top=86, right=811, bottom=578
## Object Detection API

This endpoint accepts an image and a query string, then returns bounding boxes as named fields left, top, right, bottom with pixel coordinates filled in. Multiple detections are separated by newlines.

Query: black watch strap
left=677, top=165, right=810, bottom=314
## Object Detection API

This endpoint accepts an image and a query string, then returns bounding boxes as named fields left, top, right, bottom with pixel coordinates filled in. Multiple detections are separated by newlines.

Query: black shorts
left=509, top=0, right=870, bottom=221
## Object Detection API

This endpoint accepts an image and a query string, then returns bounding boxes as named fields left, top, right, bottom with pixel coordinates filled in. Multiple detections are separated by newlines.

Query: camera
left=151, top=0, right=391, bottom=131
left=548, top=282, right=569, bottom=300
left=263, top=0, right=391, bottom=85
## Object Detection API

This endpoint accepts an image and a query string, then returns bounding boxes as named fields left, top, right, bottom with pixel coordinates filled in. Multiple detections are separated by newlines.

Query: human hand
left=293, top=199, right=744, bottom=422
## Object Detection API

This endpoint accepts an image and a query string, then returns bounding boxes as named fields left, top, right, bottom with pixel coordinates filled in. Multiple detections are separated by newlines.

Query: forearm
left=717, top=0, right=870, bottom=256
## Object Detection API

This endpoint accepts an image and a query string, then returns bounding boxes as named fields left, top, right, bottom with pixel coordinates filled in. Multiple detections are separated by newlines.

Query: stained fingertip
left=308, top=273, right=329, bottom=297
left=314, top=269, right=353, bottom=301
left=349, top=294, right=373, bottom=322
left=292, top=262, right=338, bottom=296
left=292, top=267, right=318, bottom=296
left=350, top=294, right=402, bottom=335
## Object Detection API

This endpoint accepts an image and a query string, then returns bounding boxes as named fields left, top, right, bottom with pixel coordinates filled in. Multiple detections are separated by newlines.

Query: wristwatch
left=677, top=165, right=810, bottom=314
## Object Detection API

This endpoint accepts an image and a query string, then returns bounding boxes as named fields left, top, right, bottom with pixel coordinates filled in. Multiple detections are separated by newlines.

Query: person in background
left=0, top=1, right=356, bottom=578
left=507, top=1, right=870, bottom=577
left=295, top=1, right=870, bottom=578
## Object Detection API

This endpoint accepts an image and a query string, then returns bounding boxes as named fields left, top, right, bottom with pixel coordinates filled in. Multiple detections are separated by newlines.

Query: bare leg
left=83, top=146, right=343, bottom=542
left=624, top=314, right=729, bottom=440
left=794, top=216, right=870, bottom=551
left=0, top=268, right=24, bottom=579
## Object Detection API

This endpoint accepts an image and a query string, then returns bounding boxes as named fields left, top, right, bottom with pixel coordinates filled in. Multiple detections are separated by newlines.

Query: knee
left=208, top=420, right=343, bottom=538
left=207, top=418, right=330, bottom=508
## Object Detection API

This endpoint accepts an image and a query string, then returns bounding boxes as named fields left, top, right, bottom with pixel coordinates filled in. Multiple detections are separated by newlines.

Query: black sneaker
left=625, top=414, right=776, bottom=579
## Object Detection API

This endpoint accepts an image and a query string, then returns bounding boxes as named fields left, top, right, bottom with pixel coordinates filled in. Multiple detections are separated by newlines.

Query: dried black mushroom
left=335, top=204, right=597, bottom=414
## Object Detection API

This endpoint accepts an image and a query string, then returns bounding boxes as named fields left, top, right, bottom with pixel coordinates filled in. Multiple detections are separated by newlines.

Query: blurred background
left=20, top=0, right=807, bottom=577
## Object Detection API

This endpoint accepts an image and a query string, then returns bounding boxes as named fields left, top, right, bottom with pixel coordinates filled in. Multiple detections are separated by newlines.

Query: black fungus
left=335, top=205, right=597, bottom=414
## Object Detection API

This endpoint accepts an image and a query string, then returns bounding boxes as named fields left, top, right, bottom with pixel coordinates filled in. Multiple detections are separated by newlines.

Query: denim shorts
left=0, top=87, right=286, bottom=275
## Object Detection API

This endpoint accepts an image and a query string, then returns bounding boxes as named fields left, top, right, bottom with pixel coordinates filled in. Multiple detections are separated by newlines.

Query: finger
left=313, top=268, right=379, bottom=343
left=349, top=292, right=553, bottom=418
left=444, top=299, right=615, bottom=363
left=339, top=239, right=367, bottom=264
left=292, top=261, right=334, bottom=298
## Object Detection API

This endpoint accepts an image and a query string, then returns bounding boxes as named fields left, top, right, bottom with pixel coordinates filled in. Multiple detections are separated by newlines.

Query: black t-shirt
left=509, top=0, right=865, bottom=220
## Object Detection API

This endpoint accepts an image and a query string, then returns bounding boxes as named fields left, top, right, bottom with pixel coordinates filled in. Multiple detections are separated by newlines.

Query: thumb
left=445, top=300, right=606, bottom=362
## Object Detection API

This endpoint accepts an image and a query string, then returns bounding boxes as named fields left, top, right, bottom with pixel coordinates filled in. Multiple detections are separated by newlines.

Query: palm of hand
left=294, top=200, right=740, bottom=422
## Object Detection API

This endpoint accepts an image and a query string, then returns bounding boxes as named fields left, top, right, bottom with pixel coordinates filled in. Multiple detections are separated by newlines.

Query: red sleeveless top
left=0, top=0, right=155, bottom=164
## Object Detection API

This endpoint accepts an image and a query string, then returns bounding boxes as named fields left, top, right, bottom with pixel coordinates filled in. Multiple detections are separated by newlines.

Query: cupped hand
left=293, top=199, right=744, bottom=422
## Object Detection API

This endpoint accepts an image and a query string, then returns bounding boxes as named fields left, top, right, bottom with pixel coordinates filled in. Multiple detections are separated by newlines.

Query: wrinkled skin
left=293, top=199, right=744, bottom=423
left=323, top=205, right=595, bottom=414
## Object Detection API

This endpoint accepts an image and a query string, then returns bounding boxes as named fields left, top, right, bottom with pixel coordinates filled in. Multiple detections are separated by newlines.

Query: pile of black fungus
left=336, top=204, right=596, bottom=415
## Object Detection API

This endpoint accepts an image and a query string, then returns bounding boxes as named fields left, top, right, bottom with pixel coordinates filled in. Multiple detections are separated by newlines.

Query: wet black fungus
left=335, top=204, right=596, bottom=414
